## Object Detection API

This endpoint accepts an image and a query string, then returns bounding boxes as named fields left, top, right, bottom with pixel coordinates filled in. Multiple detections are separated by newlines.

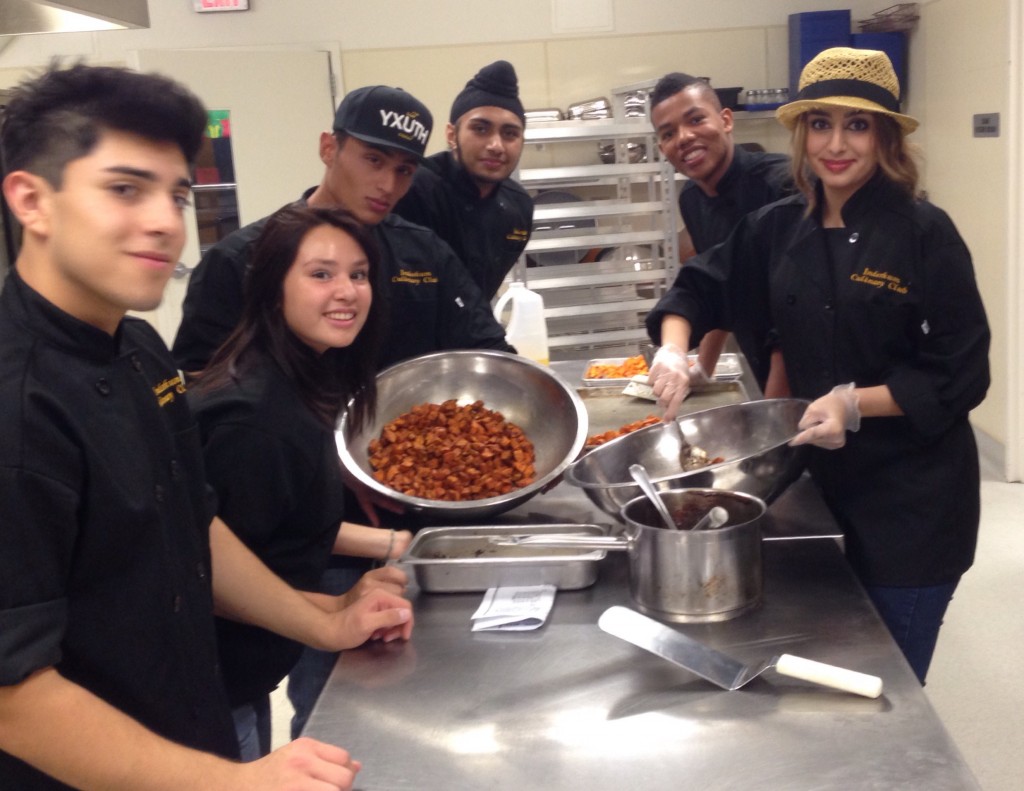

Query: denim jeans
left=232, top=694, right=272, bottom=761
left=863, top=580, right=959, bottom=685
left=286, top=564, right=367, bottom=739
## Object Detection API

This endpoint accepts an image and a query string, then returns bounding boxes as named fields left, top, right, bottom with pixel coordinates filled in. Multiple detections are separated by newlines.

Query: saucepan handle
left=493, top=534, right=629, bottom=551
left=774, top=654, right=883, bottom=699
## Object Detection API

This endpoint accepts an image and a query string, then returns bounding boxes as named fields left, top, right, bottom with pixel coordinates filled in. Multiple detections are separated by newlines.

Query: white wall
left=909, top=0, right=1010, bottom=445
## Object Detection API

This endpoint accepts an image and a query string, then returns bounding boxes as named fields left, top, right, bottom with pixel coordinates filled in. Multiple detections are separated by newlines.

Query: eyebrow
left=103, top=165, right=192, bottom=190
left=808, top=109, right=870, bottom=119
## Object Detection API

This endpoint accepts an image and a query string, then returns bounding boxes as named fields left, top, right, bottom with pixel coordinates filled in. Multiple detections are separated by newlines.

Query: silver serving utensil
left=628, top=463, right=677, bottom=531
left=691, top=506, right=729, bottom=532
left=598, top=606, right=883, bottom=698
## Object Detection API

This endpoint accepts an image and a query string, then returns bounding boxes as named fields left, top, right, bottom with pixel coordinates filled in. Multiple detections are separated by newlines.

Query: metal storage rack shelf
left=515, top=118, right=678, bottom=361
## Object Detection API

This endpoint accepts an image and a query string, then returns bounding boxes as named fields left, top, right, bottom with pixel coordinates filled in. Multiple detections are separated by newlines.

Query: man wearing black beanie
left=393, top=60, right=534, bottom=300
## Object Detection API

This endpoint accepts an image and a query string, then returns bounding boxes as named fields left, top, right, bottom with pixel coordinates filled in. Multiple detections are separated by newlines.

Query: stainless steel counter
left=304, top=370, right=979, bottom=789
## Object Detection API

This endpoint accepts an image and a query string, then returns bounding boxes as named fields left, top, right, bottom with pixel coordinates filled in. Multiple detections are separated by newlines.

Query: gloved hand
left=790, top=383, right=861, bottom=449
left=647, top=343, right=691, bottom=421
left=688, top=359, right=712, bottom=388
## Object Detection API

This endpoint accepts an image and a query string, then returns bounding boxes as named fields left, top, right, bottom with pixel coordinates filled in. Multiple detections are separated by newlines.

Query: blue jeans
left=864, top=580, right=959, bottom=685
left=232, top=694, right=272, bottom=761
left=286, top=564, right=367, bottom=739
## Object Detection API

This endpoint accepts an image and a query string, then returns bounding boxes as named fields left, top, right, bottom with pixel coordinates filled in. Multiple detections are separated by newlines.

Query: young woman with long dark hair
left=190, top=204, right=412, bottom=758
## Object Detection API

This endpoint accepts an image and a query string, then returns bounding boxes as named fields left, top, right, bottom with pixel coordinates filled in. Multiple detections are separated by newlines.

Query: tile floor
left=924, top=440, right=1024, bottom=790
left=271, top=433, right=1024, bottom=789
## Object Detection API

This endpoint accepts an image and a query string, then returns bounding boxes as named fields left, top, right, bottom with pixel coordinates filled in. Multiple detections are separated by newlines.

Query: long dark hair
left=195, top=204, right=383, bottom=429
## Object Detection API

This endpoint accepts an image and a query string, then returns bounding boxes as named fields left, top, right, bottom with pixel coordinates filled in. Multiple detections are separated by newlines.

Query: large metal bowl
left=564, top=398, right=810, bottom=521
left=337, top=350, right=589, bottom=521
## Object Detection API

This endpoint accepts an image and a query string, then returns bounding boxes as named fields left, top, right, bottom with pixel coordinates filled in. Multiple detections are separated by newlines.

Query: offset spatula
left=598, top=606, right=883, bottom=699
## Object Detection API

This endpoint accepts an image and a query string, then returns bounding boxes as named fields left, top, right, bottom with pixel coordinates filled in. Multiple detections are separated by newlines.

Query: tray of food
left=582, top=353, right=744, bottom=387
left=399, top=523, right=609, bottom=592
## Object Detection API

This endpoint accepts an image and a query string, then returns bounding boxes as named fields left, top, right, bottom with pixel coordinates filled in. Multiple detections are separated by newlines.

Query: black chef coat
left=171, top=189, right=513, bottom=375
left=191, top=352, right=346, bottom=707
left=649, top=173, right=991, bottom=586
left=393, top=150, right=534, bottom=300
left=0, top=271, right=237, bottom=789
left=674, top=145, right=794, bottom=386
left=678, top=145, right=793, bottom=255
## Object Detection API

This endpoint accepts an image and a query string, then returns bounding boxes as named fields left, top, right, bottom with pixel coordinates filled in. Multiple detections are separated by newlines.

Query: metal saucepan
left=499, top=488, right=766, bottom=623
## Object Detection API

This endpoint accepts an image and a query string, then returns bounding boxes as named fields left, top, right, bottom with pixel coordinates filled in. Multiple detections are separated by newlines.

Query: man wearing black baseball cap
left=393, top=60, right=534, bottom=300
left=172, top=83, right=512, bottom=374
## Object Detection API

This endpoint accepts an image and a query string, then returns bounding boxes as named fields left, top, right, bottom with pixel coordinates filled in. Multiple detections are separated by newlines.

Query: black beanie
left=449, top=60, right=526, bottom=124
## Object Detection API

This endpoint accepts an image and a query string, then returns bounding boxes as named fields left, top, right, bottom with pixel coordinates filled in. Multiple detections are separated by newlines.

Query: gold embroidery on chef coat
left=849, top=267, right=909, bottom=295
left=153, top=374, right=186, bottom=407
left=392, top=269, right=438, bottom=285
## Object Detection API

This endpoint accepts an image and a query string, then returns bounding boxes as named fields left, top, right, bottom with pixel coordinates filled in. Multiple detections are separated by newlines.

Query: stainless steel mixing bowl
left=336, top=350, right=589, bottom=521
left=564, top=398, right=810, bottom=520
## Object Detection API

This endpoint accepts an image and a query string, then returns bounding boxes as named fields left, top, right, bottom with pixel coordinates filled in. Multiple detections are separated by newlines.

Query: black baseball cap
left=332, top=85, right=433, bottom=159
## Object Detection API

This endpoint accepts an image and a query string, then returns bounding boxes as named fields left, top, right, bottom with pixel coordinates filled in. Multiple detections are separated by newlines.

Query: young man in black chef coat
left=646, top=73, right=794, bottom=412
left=171, top=84, right=513, bottom=377
left=392, top=60, right=533, bottom=300
left=0, top=63, right=412, bottom=791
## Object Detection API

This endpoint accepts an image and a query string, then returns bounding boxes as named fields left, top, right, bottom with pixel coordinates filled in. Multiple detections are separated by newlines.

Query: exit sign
left=194, top=0, right=250, bottom=11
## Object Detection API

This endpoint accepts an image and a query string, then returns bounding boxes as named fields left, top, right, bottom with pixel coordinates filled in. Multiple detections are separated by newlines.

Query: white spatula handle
left=774, top=654, right=883, bottom=699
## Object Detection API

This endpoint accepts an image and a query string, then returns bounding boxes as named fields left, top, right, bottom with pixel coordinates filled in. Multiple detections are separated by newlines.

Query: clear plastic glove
left=689, top=359, right=712, bottom=388
left=790, top=383, right=861, bottom=449
left=647, top=343, right=691, bottom=421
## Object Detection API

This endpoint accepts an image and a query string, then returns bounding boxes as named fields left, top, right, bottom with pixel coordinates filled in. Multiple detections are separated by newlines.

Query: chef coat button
left=197, top=561, right=207, bottom=580
left=172, top=594, right=182, bottom=613
left=849, top=232, right=859, bottom=243
left=169, top=459, right=181, bottom=480
left=130, top=355, right=142, bottom=371
left=154, top=484, right=165, bottom=503
left=95, top=378, right=111, bottom=396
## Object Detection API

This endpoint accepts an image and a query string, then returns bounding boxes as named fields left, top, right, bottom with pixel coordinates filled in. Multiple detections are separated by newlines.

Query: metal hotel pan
left=399, top=524, right=609, bottom=592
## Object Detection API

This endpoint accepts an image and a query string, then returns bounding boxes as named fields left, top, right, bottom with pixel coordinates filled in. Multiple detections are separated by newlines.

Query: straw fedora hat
left=775, top=47, right=919, bottom=134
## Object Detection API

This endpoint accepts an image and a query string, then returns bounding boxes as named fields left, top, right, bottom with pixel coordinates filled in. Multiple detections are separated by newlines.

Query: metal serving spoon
left=691, top=506, right=729, bottom=532
left=628, top=463, right=677, bottom=531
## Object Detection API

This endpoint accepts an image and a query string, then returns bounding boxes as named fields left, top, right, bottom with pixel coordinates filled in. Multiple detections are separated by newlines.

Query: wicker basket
left=857, top=3, right=920, bottom=33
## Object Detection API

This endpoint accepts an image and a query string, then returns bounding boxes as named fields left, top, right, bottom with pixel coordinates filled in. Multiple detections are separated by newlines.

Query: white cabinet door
left=129, top=48, right=337, bottom=347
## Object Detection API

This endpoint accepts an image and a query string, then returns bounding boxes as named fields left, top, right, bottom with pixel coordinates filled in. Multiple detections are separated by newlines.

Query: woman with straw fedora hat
left=645, top=47, right=991, bottom=683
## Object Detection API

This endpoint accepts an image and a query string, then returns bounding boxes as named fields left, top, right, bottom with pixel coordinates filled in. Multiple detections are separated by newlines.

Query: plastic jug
left=493, top=281, right=550, bottom=365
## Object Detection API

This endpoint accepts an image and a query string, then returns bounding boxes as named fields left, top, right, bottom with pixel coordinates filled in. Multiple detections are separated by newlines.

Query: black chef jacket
left=171, top=189, right=514, bottom=375
left=649, top=174, right=991, bottom=586
left=0, top=271, right=237, bottom=789
left=393, top=150, right=534, bottom=300
left=675, top=145, right=794, bottom=386
left=190, top=352, right=347, bottom=706
left=678, top=145, right=793, bottom=255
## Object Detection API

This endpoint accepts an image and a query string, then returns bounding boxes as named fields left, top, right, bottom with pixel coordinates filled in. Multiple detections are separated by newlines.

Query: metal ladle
left=628, top=463, right=677, bottom=531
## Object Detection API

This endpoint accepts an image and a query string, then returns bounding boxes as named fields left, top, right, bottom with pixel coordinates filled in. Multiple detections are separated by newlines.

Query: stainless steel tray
left=399, top=524, right=608, bottom=592
left=581, top=353, right=743, bottom=387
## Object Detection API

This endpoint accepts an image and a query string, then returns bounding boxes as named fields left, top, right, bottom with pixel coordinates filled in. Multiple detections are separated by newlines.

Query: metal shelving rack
left=514, top=117, right=679, bottom=361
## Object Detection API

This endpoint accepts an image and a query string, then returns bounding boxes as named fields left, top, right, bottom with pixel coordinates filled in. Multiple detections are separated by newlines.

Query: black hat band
left=797, top=78, right=899, bottom=112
